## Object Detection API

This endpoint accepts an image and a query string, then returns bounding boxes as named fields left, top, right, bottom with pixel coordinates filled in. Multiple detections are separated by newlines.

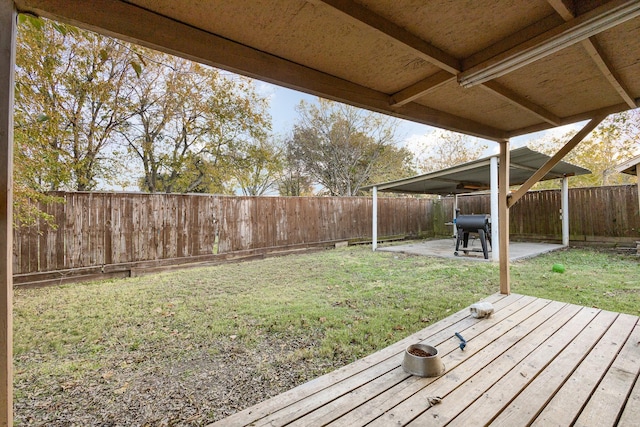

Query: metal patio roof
left=616, top=154, right=640, bottom=175
left=364, top=147, right=591, bottom=195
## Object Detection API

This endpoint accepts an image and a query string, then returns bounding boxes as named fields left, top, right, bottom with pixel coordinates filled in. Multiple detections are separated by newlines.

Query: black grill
left=454, top=214, right=491, bottom=259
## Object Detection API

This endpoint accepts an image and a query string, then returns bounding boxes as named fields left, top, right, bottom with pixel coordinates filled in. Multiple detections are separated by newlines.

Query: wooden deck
left=211, top=293, right=640, bottom=426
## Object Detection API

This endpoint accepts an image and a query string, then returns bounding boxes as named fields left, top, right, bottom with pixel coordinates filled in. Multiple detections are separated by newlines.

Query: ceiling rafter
left=459, top=0, right=640, bottom=88
left=314, top=0, right=460, bottom=74
left=390, top=71, right=454, bottom=107
left=480, top=81, right=561, bottom=126
left=15, top=0, right=509, bottom=141
left=547, top=0, right=576, bottom=20
left=548, top=0, right=637, bottom=108
left=317, top=0, right=562, bottom=128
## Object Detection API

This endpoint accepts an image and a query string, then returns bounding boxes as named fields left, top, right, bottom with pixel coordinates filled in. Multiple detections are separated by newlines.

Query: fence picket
left=12, top=185, right=639, bottom=274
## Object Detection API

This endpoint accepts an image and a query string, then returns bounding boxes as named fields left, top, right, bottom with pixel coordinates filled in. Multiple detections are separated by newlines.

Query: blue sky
left=255, top=81, right=583, bottom=163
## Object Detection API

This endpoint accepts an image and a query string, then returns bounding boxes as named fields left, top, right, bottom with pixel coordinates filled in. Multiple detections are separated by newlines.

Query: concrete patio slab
left=377, top=238, right=564, bottom=262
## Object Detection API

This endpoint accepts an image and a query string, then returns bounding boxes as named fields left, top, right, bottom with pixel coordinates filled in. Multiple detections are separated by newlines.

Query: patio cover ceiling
left=13, top=0, right=640, bottom=142
left=2, top=2, right=640, bottom=422
left=364, top=147, right=591, bottom=195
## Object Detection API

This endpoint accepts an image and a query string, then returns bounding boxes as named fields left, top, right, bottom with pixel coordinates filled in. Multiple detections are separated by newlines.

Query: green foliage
left=15, top=14, right=274, bottom=207
left=120, top=53, right=272, bottom=193
left=15, top=16, right=136, bottom=192
left=285, top=99, right=414, bottom=196
left=228, top=137, right=284, bottom=195
left=528, top=111, right=639, bottom=189
left=418, top=130, right=488, bottom=173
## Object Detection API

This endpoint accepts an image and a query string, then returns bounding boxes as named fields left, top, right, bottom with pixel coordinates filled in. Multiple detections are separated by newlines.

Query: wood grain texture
left=212, top=294, right=640, bottom=426
left=0, top=0, right=14, bottom=424
left=12, top=186, right=640, bottom=275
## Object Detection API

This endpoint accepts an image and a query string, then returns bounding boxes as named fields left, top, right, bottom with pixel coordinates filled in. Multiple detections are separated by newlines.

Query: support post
left=453, top=194, right=458, bottom=238
left=562, top=176, right=569, bottom=246
left=499, top=141, right=510, bottom=294
left=490, top=155, right=499, bottom=261
left=372, top=186, right=377, bottom=251
left=0, top=0, right=15, bottom=425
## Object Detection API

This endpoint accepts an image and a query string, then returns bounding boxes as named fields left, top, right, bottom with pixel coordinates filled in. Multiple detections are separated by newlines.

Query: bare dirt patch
left=15, top=335, right=342, bottom=426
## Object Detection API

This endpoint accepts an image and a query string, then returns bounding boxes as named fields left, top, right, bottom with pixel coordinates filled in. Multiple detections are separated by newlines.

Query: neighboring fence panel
left=455, top=185, right=639, bottom=243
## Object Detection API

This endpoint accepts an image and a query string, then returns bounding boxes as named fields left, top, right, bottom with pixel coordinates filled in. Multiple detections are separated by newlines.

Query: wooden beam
left=0, top=0, right=14, bottom=425
left=508, top=115, right=606, bottom=208
left=506, top=100, right=635, bottom=137
left=498, top=141, right=510, bottom=295
left=480, top=81, right=562, bottom=126
left=318, top=0, right=566, bottom=125
left=549, top=0, right=637, bottom=110
left=315, top=0, right=461, bottom=74
left=459, top=0, right=640, bottom=87
left=547, top=0, right=576, bottom=21
left=15, top=0, right=508, bottom=142
left=581, top=39, right=637, bottom=109
left=390, top=71, right=454, bottom=107
left=320, top=0, right=563, bottom=126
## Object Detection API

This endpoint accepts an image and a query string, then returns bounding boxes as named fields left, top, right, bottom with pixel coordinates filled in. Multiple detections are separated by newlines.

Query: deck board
left=210, top=294, right=640, bottom=427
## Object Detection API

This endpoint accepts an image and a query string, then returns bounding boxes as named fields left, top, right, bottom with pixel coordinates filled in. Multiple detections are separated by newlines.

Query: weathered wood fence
left=13, top=185, right=639, bottom=281
left=455, top=185, right=639, bottom=244
left=13, top=193, right=443, bottom=276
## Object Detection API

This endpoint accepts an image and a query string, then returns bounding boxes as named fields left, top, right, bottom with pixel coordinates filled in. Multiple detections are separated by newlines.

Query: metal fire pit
left=454, top=214, right=491, bottom=259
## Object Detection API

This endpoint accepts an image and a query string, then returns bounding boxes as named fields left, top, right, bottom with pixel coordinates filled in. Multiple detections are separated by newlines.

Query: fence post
left=372, top=186, right=377, bottom=251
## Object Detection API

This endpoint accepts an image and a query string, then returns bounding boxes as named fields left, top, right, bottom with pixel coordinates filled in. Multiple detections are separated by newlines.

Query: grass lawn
left=13, top=245, right=640, bottom=425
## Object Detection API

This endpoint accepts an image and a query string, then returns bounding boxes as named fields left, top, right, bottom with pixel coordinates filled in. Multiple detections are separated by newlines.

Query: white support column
left=562, top=176, right=569, bottom=246
left=453, top=194, right=458, bottom=238
left=490, top=155, right=499, bottom=261
left=0, top=0, right=15, bottom=425
left=372, top=186, right=378, bottom=251
left=499, top=141, right=510, bottom=295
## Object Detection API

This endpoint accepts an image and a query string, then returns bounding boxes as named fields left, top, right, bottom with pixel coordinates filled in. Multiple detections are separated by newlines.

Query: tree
left=228, top=137, right=284, bottom=196
left=528, top=111, right=639, bottom=188
left=15, top=16, right=136, bottom=192
left=278, top=138, right=314, bottom=196
left=417, top=130, right=488, bottom=173
left=286, top=99, right=413, bottom=196
left=120, top=52, right=271, bottom=193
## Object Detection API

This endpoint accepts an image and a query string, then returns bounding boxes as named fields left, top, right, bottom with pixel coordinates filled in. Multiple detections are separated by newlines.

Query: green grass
left=511, top=247, right=640, bottom=314
left=12, top=245, right=640, bottom=424
left=14, top=247, right=499, bottom=365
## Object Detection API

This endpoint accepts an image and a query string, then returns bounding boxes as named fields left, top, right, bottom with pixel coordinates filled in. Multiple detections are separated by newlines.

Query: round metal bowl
left=402, top=343, right=445, bottom=377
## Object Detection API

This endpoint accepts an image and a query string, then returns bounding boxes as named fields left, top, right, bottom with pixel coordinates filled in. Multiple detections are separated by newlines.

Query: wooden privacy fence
left=12, top=185, right=639, bottom=280
left=455, top=185, right=639, bottom=244
left=13, top=193, right=443, bottom=276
